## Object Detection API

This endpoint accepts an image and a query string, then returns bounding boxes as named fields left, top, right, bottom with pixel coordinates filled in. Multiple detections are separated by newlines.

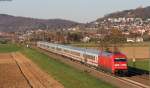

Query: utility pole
left=149, top=47, right=150, bottom=77
left=132, top=33, right=136, bottom=67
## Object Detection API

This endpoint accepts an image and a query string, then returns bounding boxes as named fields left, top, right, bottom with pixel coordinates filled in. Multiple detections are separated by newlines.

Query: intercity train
left=37, top=41, right=128, bottom=74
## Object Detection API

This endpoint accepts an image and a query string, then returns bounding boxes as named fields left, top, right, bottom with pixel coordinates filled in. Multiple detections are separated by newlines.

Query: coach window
left=84, top=54, right=95, bottom=60
left=51, top=47, right=55, bottom=49
left=56, top=47, right=61, bottom=51
left=64, top=49, right=69, bottom=53
left=71, top=51, right=80, bottom=56
left=114, top=58, right=126, bottom=62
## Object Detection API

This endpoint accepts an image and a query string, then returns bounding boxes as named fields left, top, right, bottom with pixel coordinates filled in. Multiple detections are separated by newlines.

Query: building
left=127, top=37, right=143, bottom=42
left=82, top=36, right=90, bottom=42
left=127, top=38, right=135, bottom=42
left=136, top=37, right=143, bottom=42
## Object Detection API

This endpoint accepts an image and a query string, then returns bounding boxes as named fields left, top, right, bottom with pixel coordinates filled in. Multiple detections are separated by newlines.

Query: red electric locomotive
left=98, top=51, right=128, bottom=74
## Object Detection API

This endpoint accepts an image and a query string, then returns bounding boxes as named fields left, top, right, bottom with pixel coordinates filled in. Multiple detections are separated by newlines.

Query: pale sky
left=0, top=0, right=150, bottom=23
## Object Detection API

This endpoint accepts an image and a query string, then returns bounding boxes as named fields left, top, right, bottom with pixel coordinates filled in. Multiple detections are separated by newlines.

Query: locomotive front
left=112, top=53, right=128, bottom=75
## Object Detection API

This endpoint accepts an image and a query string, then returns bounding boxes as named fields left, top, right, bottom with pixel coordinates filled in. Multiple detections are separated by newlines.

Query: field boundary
left=11, top=53, right=33, bottom=88
left=11, top=52, right=64, bottom=88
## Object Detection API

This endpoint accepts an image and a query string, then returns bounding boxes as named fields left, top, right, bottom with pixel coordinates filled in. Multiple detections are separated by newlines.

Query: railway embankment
left=33, top=46, right=150, bottom=88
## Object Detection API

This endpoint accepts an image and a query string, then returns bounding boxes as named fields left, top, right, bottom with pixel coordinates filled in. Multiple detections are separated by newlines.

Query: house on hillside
left=82, top=36, right=90, bottom=43
left=127, top=38, right=135, bottom=42
left=136, top=37, right=143, bottom=42
left=127, top=37, right=143, bottom=42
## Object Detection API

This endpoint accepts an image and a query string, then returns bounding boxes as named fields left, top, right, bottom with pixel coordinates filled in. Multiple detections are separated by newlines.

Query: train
left=37, top=41, right=128, bottom=75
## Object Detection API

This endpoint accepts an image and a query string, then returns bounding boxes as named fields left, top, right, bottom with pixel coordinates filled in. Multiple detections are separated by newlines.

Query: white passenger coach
left=37, top=41, right=99, bottom=67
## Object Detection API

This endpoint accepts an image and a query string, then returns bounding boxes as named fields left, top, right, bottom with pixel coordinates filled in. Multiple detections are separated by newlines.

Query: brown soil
left=0, top=53, right=64, bottom=88
left=120, top=47, right=150, bottom=59
left=0, top=53, right=31, bottom=88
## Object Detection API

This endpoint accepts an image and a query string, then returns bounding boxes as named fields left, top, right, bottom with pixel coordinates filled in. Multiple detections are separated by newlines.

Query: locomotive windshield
left=114, top=58, right=127, bottom=62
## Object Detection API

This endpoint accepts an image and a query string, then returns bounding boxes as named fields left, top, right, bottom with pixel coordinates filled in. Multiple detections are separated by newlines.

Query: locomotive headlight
left=121, top=64, right=127, bottom=66
left=115, top=64, right=120, bottom=66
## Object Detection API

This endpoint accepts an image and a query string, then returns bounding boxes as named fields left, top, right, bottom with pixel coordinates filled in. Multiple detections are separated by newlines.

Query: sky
left=0, top=0, right=150, bottom=23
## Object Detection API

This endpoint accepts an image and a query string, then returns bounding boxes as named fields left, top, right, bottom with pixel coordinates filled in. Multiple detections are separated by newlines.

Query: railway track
left=116, top=77, right=149, bottom=88
left=126, top=70, right=150, bottom=86
left=128, top=70, right=149, bottom=80
left=34, top=46, right=150, bottom=88
left=93, top=69, right=150, bottom=88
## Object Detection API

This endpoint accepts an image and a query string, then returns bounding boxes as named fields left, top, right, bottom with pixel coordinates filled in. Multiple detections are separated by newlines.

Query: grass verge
left=0, top=44, right=20, bottom=53
left=128, top=59, right=150, bottom=72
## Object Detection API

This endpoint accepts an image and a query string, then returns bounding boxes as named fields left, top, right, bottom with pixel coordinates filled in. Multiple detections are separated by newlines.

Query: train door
left=80, top=53, right=85, bottom=63
left=83, top=54, right=87, bottom=64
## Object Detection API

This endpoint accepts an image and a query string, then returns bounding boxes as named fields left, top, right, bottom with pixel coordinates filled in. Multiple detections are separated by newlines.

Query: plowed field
left=0, top=53, right=64, bottom=88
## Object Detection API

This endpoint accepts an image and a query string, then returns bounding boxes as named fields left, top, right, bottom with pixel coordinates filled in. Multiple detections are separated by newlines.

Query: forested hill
left=0, top=14, right=80, bottom=32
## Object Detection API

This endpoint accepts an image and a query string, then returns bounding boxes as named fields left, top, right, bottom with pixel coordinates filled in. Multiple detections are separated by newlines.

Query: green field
left=0, top=44, right=20, bottom=53
left=128, top=59, right=150, bottom=72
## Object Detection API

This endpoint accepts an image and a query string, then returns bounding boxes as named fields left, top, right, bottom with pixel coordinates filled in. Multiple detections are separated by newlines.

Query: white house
left=127, top=37, right=143, bottom=42
left=82, top=36, right=90, bottom=42
left=127, top=38, right=135, bottom=42
left=136, top=37, right=143, bottom=42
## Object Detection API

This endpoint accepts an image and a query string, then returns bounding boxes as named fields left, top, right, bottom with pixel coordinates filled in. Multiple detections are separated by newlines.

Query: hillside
left=0, top=14, right=80, bottom=32
left=96, top=6, right=150, bottom=22
left=1, top=6, right=149, bottom=32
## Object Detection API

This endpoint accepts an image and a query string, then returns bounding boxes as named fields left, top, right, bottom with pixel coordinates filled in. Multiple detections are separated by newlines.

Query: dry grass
left=119, top=47, right=150, bottom=59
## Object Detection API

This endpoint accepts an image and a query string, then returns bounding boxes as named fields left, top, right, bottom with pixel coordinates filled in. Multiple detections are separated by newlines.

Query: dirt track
left=0, top=53, right=64, bottom=88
